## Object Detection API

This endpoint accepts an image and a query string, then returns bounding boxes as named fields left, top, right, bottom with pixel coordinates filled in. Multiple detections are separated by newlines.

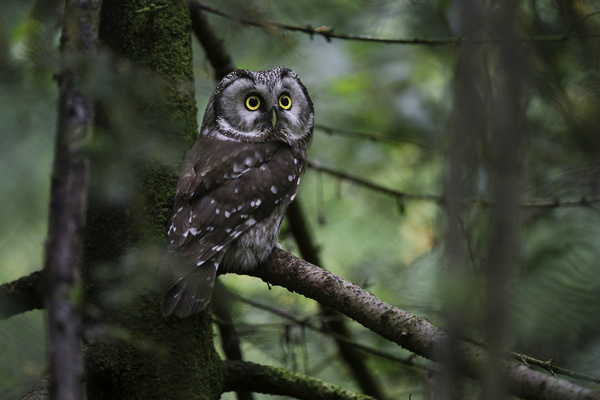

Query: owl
left=161, top=67, right=314, bottom=317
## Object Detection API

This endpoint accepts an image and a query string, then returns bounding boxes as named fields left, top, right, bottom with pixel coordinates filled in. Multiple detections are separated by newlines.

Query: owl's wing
left=165, top=135, right=306, bottom=280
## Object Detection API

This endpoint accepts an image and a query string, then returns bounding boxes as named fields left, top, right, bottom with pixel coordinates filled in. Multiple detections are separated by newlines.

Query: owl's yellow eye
left=245, top=95, right=261, bottom=111
left=278, top=95, right=292, bottom=110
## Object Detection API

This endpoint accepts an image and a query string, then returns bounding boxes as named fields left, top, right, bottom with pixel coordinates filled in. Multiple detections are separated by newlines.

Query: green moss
left=86, top=295, right=224, bottom=400
left=100, top=0, right=198, bottom=149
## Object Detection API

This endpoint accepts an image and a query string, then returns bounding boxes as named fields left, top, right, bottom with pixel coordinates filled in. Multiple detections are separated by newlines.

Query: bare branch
left=194, top=2, right=457, bottom=46
left=194, top=2, right=600, bottom=46
left=308, top=160, right=600, bottom=209
left=511, top=353, right=600, bottom=385
left=244, top=249, right=600, bottom=400
left=308, top=160, right=440, bottom=202
left=223, top=360, right=376, bottom=400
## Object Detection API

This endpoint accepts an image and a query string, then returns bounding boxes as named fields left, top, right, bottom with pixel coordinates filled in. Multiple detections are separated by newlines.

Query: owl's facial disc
left=214, top=68, right=314, bottom=146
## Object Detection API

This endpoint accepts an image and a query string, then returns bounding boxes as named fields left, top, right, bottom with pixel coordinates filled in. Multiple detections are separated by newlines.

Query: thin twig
left=195, top=2, right=600, bottom=46
left=194, top=2, right=457, bottom=46
left=316, top=124, right=443, bottom=151
left=462, top=336, right=600, bottom=385
left=231, top=294, right=432, bottom=373
left=308, top=160, right=440, bottom=202
left=512, top=352, right=600, bottom=384
left=308, top=160, right=600, bottom=209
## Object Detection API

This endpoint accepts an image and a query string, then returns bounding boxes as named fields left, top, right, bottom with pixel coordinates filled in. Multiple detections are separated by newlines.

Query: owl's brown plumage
left=161, top=67, right=313, bottom=317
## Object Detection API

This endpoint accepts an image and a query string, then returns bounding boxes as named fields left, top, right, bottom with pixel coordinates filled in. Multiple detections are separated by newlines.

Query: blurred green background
left=2, top=1, right=600, bottom=399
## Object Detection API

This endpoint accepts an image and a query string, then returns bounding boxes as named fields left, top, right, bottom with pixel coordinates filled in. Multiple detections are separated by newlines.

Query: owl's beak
left=271, top=109, right=277, bottom=127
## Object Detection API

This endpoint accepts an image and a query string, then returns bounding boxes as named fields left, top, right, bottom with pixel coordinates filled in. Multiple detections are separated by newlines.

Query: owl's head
left=210, top=67, right=314, bottom=147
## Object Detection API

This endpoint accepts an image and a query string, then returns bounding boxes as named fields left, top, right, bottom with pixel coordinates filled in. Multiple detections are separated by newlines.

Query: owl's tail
left=160, top=253, right=220, bottom=318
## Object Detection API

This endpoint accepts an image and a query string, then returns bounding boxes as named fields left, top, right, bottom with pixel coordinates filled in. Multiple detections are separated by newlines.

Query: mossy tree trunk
left=83, top=1, right=223, bottom=399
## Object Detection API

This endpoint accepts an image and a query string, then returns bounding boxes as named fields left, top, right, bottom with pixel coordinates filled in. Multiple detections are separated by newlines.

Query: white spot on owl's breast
left=233, top=163, right=244, bottom=173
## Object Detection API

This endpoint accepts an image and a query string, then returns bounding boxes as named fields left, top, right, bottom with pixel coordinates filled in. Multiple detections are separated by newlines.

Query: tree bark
left=45, top=1, right=101, bottom=399
left=83, top=1, right=223, bottom=399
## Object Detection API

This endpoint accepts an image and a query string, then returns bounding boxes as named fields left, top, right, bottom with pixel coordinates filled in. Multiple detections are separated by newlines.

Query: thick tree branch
left=0, top=270, right=44, bottom=320
left=244, top=249, right=600, bottom=400
left=223, top=360, right=375, bottom=400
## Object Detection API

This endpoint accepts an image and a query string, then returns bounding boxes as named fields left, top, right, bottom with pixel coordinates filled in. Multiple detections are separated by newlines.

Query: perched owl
left=161, top=67, right=314, bottom=317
